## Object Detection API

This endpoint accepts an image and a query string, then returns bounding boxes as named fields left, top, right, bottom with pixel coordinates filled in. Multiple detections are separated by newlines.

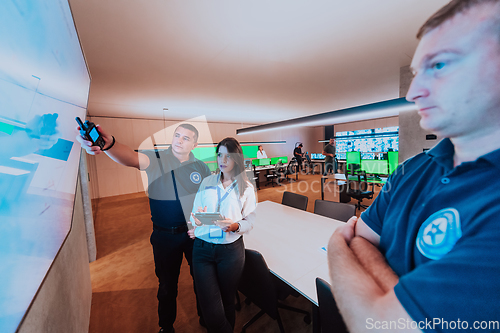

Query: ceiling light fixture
left=236, top=97, right=416, bottom=135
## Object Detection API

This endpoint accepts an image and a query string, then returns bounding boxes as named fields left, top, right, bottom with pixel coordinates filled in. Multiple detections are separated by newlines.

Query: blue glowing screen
left=0, top=0, right=90, bottom=331
left=90, top=127, right=99, bottom=142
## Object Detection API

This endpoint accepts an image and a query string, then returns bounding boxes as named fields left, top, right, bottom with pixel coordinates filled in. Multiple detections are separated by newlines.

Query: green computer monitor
left=252, top=159, right=260, bottom=166
left=270, top=157, right=280, bottom=164
left=207, top=162, right=218, bottom=172
left=258, top=158, right=271, bottom=166
left=279, top=156, right=288, bottom=163
left=346, top=151, right=361, bottom=166
left=388, top=151, right=399, bottom=174
left=242, top=145, right=259, bottom=159
left=360, top=160, right=389, bottom=175
left=192, top=146, right=217, bottom=162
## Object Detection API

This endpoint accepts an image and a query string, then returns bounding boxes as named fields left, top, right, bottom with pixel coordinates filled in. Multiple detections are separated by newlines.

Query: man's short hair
left=417, top=0, right=500, bottom=39
left=176, top=123, right=199, bottom=142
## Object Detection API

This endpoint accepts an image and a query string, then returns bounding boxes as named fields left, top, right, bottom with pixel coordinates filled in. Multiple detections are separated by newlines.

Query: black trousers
left=193, top=237, right=245, bottom=333
left=150, top=228, right=201, bottom=330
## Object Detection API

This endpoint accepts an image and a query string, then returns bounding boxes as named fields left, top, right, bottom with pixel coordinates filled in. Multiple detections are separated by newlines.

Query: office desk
left=244, top=201, right=344, bottom=332
left=320, top=174, right=387, bottom=200
left=244, top=201, right=344, bottom=304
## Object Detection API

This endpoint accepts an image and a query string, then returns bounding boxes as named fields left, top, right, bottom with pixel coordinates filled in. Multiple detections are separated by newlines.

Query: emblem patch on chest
left=416, top=208, right=462, bottom=260
left=190, top=171, right=202, bottom=184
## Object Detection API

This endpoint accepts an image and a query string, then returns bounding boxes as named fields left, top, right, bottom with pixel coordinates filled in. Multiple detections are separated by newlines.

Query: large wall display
left=335, top=126, right=399, bottom=160
left=0, top=1, right=90, bottom=332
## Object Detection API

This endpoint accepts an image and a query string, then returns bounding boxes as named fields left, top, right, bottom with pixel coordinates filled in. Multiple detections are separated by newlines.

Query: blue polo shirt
left=361, top=139, right=500, bottom=332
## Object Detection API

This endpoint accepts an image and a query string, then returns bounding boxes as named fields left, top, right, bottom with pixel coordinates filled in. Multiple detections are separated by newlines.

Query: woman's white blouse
left=190, top=173, right=257, bottom=244
left=256, top=150, right=268, bottom=159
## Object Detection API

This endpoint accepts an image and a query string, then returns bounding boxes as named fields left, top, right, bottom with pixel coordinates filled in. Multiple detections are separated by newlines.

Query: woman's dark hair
left=216, top=137, right=250, bottom=196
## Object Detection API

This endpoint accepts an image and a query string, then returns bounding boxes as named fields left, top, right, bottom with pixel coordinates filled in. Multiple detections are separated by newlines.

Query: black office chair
left=282, top=191, right=308, bottom=211
left=315, top=277, right=348, bottom=333
left=304, top=153, right=320, bottom=175
left=284, top=158, right=298, bottom=181
left=238, top=249, right=311, bottom=333
left=313, top=199, right=356, bottom=222
left=266, top=162, right=285, bottom=187
left=345, top=164, right=373, bottom=211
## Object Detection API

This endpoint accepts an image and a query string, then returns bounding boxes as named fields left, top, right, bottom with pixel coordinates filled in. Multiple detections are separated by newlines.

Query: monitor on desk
left=388, top=151, right=399, bottom=174
left=252, top=159, right=260, bottom=166
left=360, top=160, right=389, bottom=175
left=270, top=157, right=280, bottom=164
left=279, top=156, right=288, bottom=163
left=346, top=151, right=361, bottom=166
left=258, top=158, right=271, bottom=166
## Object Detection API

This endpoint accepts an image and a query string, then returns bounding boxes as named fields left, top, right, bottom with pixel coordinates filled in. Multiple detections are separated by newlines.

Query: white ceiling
left=69, top=0, right=448, bottom=124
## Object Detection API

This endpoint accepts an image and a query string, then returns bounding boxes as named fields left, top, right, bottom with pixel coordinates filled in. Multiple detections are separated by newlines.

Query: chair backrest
left=238, top=249, right=280, bottom=319
left=314, top=200, right=356, bottom=222
left=305, top=152, right=312, bottom=163
left=345, top=165, right=370, bottom=194
left=282, top=191, right=308, bottom=211
left=315, top=277, right=348, bottom=333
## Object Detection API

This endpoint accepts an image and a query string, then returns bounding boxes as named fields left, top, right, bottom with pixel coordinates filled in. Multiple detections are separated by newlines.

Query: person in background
left=293, top=143, right=304, bottom=171
left=256, top=145, right=267, bottom=159
left=189, top=137, right=256, bottom=333
left=77, top=123, right=210, bottom=333
left=327, top=0, right=500, bottom=331
left=322, top=138, right=337, bottom=175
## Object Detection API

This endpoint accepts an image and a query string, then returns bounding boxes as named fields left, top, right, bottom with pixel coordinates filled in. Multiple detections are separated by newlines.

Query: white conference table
left=243, top=200, right=345, bottom=306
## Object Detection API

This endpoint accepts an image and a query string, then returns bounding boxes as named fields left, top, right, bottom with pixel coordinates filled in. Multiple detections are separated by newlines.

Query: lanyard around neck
left=217, top=181, right=237, bottom=212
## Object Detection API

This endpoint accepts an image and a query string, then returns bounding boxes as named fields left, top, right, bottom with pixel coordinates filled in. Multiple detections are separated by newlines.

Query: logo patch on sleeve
left=190, top=172, right=202, bottom=184
left=416, top=208, right=462, bottom=260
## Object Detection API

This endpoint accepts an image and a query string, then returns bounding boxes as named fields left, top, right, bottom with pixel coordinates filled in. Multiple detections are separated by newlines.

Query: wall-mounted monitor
left=336, top=126, right=399, bottom=160
left=311, top=153, right=325, bottom=160
left=0, top=1, right=91, bottom=332
left=241, top=145, right=259, bottom=159
left=192, top=146, right=217, bottom=162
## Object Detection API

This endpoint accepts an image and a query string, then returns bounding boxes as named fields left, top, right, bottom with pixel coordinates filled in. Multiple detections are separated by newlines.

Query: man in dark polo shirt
left=77, top=123, right=210, bottom=333
left=327, top=1, right=500, bottom=332
left=322, top=138, right=336, bottom=175
left=293, top=143, right=304, bottom=171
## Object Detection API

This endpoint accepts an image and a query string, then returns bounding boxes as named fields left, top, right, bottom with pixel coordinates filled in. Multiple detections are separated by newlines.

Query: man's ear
left=193, top=142, right=198, bottom=149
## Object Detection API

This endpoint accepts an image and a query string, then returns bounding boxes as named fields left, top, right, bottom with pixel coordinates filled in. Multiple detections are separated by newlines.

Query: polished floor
left=88, top=172, right=375, bottom=332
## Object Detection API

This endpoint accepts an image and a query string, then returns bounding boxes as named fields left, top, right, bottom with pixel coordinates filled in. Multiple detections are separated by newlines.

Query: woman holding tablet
left=188, top=137, right=256, bottom=333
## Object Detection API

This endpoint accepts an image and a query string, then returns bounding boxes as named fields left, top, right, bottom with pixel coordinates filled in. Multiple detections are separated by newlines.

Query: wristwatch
left=236, top=223, right=241, bottom=232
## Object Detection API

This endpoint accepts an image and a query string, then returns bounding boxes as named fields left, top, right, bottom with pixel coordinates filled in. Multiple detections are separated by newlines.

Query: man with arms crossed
left=77, top=123, right=210, bottom=333
left=328, top=1, right=500, bottom=332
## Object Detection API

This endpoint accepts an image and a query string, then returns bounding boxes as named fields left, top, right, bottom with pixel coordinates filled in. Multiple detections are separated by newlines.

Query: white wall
left=84, top=116, right=322, bottom=198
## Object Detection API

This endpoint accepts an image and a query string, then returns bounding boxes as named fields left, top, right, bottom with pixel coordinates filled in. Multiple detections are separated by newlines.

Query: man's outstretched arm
left=328, top=216, right=420, bottom=333
left=76, top=124, right=149, bottom=170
